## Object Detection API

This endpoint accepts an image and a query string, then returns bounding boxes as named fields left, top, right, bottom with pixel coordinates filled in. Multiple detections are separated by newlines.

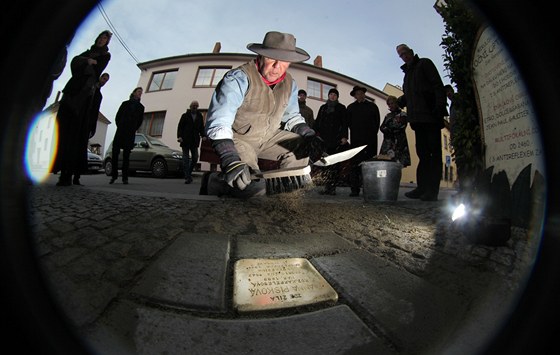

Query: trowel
left=313, top=145, right=367, bottom=167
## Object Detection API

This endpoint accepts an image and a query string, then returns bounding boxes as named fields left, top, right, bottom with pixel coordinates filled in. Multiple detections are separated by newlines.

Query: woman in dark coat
left=379, top=95, right=411, bottom=167
left=109, top=87, right=145, bottom=184
left=53, top=30, right=112, bottom=186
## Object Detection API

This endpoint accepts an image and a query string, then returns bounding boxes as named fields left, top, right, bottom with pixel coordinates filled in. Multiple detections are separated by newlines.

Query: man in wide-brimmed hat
left=346, top=85, right=381, bottom=197
left=202, top=31, right=325, bottom=198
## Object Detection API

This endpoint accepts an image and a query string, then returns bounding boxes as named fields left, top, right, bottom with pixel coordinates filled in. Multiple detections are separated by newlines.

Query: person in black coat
left=396, top=44, right=448, bottom=201
left=109, top=87, right=145, bottom=184
left=53, top=30, right=112, bottom=186
left=177, top=100, right=205, bottom=184
left=314, top=88, right=348, bottom=195
left=88, top=73, right=110, bottom=141
left=346, top=85, right=381, bottom=197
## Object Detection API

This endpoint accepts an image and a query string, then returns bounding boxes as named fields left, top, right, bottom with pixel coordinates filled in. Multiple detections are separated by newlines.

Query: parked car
left=103, top=133, right=183, bottom=178
left=87, top=149, right=103, bottom=173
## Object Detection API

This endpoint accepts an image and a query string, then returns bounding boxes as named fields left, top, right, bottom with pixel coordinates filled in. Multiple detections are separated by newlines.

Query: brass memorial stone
left=233, top=258, right=338, bottom=312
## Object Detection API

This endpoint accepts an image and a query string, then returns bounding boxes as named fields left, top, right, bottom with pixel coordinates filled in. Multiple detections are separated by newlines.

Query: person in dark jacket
left=346, top=85, right=381, bottom=197
left=88, top=73, right=110, bottom=140
left=53, top=30, right=112, bottom=186
left=314, top=88, right=348, bottom=195
left=109, top=87, right=145, bottom=184
left=298, top=89, right=315, bottom=128
left=396, top=44, right=447, bottom=201
left=177, top=100, right=205, bottom=184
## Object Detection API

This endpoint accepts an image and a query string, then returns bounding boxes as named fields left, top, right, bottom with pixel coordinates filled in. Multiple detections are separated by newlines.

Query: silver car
left=103, top=133, right=183, bottom=178
left=87, top=149, right=103, bottom=173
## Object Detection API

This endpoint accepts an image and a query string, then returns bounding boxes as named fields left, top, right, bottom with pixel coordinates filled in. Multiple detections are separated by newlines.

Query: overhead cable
left=97, top=3, right=140, bottom=64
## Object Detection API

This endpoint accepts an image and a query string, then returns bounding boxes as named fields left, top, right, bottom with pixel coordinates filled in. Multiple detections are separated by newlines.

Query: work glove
left=291, top=123, right=327, bottom=162
left=212, top=139, right=252, bottom=190
left=305, top=135, right=327, bottom=162
left=223, top=161, right=252, bottom=190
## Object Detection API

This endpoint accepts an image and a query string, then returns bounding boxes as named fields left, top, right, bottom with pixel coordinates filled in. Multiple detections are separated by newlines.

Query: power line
left=97, top=3, right=140, bottom=64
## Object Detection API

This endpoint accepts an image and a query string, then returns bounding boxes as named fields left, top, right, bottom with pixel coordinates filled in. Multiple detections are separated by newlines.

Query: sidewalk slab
left=134, top=305, right=394, bottom=355
left=235, top=232, right=356, bottom=259
left=131, top=233, right=230, bottom=312
left=312, top=250, right=466, bottom=354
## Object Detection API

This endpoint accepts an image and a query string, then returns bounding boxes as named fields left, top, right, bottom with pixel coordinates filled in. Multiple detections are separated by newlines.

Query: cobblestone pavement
left=27, top=173, right=540, bottom=353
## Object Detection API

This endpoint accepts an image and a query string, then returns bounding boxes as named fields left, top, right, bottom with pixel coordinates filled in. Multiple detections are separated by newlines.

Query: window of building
left=139, top=111, right=166, bottom=137
left=147, top=70, right=178, bottom=92
left=307, top=78, right=336, bottom=101
left=194, top=67, right=231, bottom=87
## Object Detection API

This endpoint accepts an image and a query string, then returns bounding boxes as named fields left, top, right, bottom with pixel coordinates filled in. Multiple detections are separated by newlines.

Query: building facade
left=132, top=46, right=456, bottom=187
left=135, top=48, right=390, bottom=171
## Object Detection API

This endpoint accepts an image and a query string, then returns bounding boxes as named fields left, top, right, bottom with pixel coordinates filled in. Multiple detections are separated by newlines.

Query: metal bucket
left=361, top=161, right=402, bottom=201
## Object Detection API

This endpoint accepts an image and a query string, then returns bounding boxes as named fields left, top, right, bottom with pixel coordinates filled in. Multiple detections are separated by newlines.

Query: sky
left=45, top=0, right=449, bottom=152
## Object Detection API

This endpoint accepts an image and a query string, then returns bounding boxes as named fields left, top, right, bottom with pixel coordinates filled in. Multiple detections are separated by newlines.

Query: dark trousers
left=112, top=146, right=131, bottom=181
left=181, top=145, right=199, bottom=179
left=412, top=123, right=442, bottom=196
left=349, top=143, right=377, bottom=193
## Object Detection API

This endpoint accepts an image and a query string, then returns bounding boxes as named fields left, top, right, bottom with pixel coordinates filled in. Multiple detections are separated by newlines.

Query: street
left=27, top=172, right=538, bottom=354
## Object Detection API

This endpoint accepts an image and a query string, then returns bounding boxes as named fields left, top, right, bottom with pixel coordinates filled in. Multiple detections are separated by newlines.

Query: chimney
left=314, top=55, right=323, bottom=68
left=213, top=42, right=221, bottom=53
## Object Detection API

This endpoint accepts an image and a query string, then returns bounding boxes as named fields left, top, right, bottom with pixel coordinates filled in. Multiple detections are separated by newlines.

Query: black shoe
left=319, top=189, right=336, bottom=195
left=420, top=192, right=438, bottom=201
left=185, top=177, right=193, bottom=184
left=349, top=191, right=359, bottom=197
left=199, top=172, right=211, bottom=195
left=56, top=180, right=71, bottom=187
left=123, top=180, right=129, bottom=185
left=109, top=178, right=116, bottom=184
left=404, top=188, right=423, bottom=199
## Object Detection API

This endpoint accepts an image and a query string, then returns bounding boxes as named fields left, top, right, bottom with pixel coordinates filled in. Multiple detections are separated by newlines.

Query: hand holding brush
left=212, top=139, right=252, bottom=191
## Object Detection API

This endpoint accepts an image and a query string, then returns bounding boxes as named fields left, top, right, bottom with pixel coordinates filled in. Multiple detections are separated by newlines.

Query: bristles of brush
left=264, top=173, right=312, bottom=195
left=254, top=166, right=313, bottom=195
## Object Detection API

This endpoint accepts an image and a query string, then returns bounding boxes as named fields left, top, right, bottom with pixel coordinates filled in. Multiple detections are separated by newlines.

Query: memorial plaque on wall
left=233, top=258, right=338, bottom=312
left=472, top=26, right=544, bottom=185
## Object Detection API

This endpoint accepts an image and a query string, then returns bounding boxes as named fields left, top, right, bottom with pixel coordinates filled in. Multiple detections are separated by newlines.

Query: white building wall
left=136, top=54, right=389, bottom=169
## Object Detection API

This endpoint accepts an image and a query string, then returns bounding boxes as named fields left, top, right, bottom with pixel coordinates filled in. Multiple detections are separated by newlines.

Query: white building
left=135, top=44, right=390, bottom=171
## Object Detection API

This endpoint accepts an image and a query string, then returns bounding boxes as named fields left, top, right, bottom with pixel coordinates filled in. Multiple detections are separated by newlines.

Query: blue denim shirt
left=205, top=66, right=306, bottom=140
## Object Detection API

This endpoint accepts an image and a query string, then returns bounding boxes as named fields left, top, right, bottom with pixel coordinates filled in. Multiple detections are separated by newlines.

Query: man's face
left=259, top=56, right=290, bottom=82
left=353, top=90, right=366, bottom=102
left=397, top=46, right=414, bottom=64
left=328, top=92, right=338, bottom=101
left=190, top=102, right=199, bottom=111
left=133, top=88, right=143, bottom=100
left=298, top=92, right=306, bottom=102
left=99, top=75, right=109, bottom=87
left=96, top=34, right=110, bottom=47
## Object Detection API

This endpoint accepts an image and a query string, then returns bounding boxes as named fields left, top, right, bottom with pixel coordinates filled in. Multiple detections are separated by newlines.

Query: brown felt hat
left=247, top=31, right=310, bottom=63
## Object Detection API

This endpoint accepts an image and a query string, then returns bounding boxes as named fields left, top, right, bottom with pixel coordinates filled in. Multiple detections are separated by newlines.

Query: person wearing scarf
left=202, top=31, right=325, bottom=198
left=53, top=30, right=112, bottom=186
